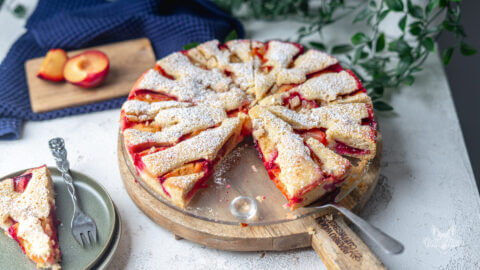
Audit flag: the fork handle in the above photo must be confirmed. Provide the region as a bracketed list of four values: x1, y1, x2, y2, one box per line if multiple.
[49, 138, 81, 211]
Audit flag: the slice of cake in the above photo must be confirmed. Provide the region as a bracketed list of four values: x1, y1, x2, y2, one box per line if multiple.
[0, 165, 61, 269]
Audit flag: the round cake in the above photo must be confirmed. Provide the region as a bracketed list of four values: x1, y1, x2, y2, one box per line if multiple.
[120, 39, 377, 210]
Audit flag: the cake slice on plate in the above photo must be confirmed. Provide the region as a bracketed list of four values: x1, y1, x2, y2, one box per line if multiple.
[0, 165, 61, 269]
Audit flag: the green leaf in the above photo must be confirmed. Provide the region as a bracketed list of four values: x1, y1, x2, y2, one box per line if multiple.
[398, 15, 407, 32]
[373, 71, 391, 83]
[422, 37, 435, 52]
[402, 75, 415, 85]
[376, 33, 386, 52]
[378, 9, 390, 21]
[353, 8, 371, 23]
[407, 0, 424, 19]
[309, 41, 326, 51]
[442, 47, 454, 65]
[331, 44, 354, 54]
[12, 4, 27, 18]
[460, 42, 477, 56]
[439, 0, 449, 7]
[351, 32, 369, 45]
[353, 47, 364, 63]
[396, 54, 413, 75]
[388, 39, 411, 54]
[373, 100, 394, 111]
[182, 42, 199, 50]
[426, 0, 439, 15]
[360, 60, 379, 73]
[224, 30, 238, 42]
[409, 20, 423, 27]
[455, 24, 467, 38]
[409, 25, 422, 36]
[442, 21, 456, 32]
[366, 40, 373, 49]
[385, 0, 404, 12]
[230, 0, 243, 10]
[373, 87, 384, 95]
[411, 67, 423, 73]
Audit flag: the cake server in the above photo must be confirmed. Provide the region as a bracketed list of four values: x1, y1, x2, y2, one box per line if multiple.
[305, 202, 404, 254]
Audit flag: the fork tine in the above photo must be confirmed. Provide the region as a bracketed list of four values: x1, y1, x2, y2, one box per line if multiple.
[90, 228, 98, 243]
[73, 231, 84, 247]
[83, 232, 91, 245]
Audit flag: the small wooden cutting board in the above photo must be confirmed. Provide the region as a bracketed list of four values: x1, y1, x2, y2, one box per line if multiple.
[25, 38, 156, 113]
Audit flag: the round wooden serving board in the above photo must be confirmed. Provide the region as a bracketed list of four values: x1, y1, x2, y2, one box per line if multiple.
[118, 133, 385, 270]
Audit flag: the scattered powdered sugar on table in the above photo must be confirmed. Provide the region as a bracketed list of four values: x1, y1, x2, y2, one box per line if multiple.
[359, 174, 393, 218]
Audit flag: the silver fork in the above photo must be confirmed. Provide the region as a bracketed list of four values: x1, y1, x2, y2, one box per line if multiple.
[49, 137, 97, 247]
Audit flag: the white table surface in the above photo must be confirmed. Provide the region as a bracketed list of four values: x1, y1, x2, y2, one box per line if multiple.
[1, 3, 479, 269]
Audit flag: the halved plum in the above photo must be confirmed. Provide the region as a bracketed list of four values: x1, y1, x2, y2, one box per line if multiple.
[37, 49, 68, 82]
[64, 50, 109, 88]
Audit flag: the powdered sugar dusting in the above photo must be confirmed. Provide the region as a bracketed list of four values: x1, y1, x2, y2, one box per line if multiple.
[142, 117, 241, 176]
[296, 71, 358, 101]
[125, 105, 227, 147]
[121, 39, 376, 208]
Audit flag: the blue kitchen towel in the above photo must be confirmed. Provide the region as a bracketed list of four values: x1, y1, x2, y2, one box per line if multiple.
[0, 0, 244, 139]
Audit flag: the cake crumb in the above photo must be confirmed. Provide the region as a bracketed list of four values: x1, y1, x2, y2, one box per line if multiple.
[285, 213, 297, 220]
[256, 195, 266, 202]
[251, 165, 258, 172]
[325, 214, 333, 221]
[307, 226, 315, 235]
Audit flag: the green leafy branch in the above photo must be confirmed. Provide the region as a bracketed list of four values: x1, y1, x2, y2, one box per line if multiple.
[214, 0, 476, 111]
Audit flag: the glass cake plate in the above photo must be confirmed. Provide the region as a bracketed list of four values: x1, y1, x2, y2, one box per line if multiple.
[121, 134, 369, 226]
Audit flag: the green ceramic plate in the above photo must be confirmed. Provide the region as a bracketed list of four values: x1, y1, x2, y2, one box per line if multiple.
[93, 205, 122, 270]
[0, 167, 116, 270]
